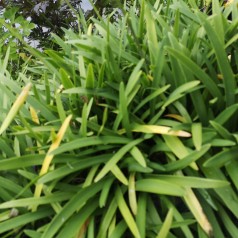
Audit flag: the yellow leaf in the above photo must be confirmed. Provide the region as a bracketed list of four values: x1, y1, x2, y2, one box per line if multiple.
[165, 114, 187, 123]
[224, 0, 234, 7]
[32, 115, 72, 211]
[132, 124, 191, 137]
[30, 106, 40, 124]
[0, 83, 31, 135]
[184, 188, 213, 236]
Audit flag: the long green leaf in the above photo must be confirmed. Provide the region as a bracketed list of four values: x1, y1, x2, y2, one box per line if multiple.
[199, 14, 236, 106]
[156, 208, 173, 238]
[0, 207, 54, 234]
[136, 179, 185, 196]
[115, 186, 141, 238]
[0, 192, 72, 209]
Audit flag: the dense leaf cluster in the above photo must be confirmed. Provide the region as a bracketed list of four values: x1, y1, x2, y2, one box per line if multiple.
[0, 0, 237, 237]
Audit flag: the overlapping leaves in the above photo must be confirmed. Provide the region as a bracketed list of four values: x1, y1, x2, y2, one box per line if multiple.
[0, 0, 237, 237]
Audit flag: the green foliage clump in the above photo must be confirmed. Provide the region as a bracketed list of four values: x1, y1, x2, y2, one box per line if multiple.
[0, 0, 238, 237]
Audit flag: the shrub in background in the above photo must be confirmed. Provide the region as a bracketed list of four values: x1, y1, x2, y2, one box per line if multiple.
[0, 0, 238, 237]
